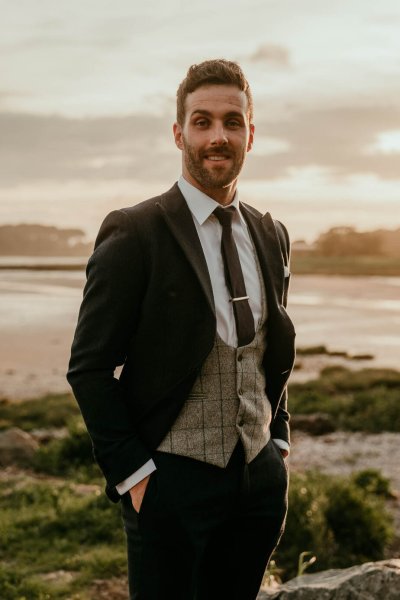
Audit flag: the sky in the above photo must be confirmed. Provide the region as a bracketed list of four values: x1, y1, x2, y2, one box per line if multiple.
[1, 0, 399, 242]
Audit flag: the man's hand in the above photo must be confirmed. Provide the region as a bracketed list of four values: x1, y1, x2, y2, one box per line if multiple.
[280, 448, 289, 459]
[129, 474, 151, 513]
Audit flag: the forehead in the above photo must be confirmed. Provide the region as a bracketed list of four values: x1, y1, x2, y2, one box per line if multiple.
[185, 84, 249, 118]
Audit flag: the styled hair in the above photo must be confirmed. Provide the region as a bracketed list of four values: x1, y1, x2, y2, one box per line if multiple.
[176, 59, 253, 125]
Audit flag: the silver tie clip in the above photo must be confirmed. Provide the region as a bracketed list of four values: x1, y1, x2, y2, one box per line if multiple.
[230, 296, 250, 302]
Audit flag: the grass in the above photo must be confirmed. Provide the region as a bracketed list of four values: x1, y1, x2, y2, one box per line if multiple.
[296, 345, 374, 360]
[0, 393, 79, 431]
[0, 467, 393, 597]
[289, 366, 400, 432]
[33, 418, 102, 482]
[0, 478, 126, 599]
[0, 367, 399, 596]
[291, 254, 400, 276]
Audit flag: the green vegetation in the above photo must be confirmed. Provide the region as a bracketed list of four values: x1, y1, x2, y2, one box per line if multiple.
[296, 345, 373, 360]
[34, 418, 101, 482]
[1, 464, 393, 596]
[276, 470, 393, 580]
[0, 370, 398, 596]
[292, 225, 400, 275]
[289, 366, 400, 432]
[313, 226, 400, 258]
[0, 394, 79, 431]
[291, 255, 400, 276]
[0, 479, 126, 599]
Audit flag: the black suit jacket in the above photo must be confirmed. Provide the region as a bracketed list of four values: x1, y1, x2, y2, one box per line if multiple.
[67, 183, 296, 501]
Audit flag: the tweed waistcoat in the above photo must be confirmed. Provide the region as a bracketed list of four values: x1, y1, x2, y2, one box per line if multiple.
[157, 251, 271, 468]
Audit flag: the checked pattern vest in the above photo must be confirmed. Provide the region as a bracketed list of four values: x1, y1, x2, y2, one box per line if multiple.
[157, 249, 272, 467]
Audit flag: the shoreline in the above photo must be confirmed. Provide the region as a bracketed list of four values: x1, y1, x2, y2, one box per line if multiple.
[2, 255, 400, 276]
[1, 269, 399, 401]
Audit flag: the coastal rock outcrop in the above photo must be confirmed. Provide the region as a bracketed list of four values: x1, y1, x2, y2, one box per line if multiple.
[258, 559, 400, 599]
[0, 427, 39, 466]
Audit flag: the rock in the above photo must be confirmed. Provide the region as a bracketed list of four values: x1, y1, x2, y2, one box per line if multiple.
[40, 570, 77, 585]
[90, 577, 129, 599]
[30, 427, 68, 444]
[0, 427, 39, 466]
[258, 559, 400, 599]
[290, 413, 335, 436]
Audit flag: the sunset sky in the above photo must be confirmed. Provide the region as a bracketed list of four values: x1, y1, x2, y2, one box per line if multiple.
[1, 0, 399, 242]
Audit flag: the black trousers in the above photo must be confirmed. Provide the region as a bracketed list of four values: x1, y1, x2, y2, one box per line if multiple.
[120, 438, 288, 600]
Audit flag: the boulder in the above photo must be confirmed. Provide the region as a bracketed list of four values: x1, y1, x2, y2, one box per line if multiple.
[290, 413, 335, 436]
[0, 427, 39, 466]
[259, 559, 400, 599]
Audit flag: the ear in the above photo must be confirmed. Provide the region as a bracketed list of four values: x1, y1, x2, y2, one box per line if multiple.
[173, 122, 183, 150]
[247, 124, 255, 152]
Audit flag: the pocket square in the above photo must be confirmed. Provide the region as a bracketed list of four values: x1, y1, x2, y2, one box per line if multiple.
[284, 265, 290, 278]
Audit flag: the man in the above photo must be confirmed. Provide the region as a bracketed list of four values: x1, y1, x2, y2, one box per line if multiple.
[67, 59, 296, 600]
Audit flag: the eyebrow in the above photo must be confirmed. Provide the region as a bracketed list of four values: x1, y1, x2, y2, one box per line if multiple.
[190, 109, 245, 119]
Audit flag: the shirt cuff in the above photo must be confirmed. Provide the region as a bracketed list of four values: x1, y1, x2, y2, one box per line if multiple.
[272, 438, 290, 454]
[115, 459, 157, 495]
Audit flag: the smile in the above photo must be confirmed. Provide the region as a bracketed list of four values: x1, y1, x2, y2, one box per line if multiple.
[205, 155, 230, 161]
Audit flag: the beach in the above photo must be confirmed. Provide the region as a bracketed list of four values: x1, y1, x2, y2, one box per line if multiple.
[1, 266, 399, 400]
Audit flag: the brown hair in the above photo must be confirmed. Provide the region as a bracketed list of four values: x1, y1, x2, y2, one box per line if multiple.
[176, 59, 253, 125]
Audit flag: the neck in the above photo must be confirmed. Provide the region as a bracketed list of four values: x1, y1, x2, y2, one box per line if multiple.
[183, 174, 237, 206]
[208, 184, 237, 206]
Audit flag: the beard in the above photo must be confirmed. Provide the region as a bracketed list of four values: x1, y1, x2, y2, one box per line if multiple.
[182, 136, 246, 190]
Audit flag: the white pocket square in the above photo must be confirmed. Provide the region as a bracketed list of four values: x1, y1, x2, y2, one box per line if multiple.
[284, 266, 290, 278]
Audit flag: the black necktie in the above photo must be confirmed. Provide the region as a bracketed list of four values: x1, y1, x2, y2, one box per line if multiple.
[213, 206, 255, 347]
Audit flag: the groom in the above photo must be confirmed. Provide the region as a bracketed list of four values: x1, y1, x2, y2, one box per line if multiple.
[67, 58, 296, 599]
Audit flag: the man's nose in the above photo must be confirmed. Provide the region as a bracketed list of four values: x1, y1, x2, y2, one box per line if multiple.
[210, 124, 228, 145]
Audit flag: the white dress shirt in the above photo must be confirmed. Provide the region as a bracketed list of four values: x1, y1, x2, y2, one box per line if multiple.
[116, 176, 289, 495]
[179, 176, 263, 347]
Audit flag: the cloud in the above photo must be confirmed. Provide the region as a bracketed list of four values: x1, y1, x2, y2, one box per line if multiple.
[1, 102, 400, 189]
[0, 111, 179, 186]
[247, 105, 400, 180]
[248, 44, 291, 67]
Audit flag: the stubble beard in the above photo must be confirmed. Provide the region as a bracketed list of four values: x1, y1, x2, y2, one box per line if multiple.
[182, 137, 246, 191]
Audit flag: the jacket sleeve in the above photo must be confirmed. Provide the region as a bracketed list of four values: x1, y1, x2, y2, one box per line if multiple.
[270, 219, 293, 445]
[275, 219, 291, 308]
[67, 209, 152, 501]
[270, 387, 290, 444]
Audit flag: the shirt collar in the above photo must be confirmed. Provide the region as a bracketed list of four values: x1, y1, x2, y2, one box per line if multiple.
[178, 175, 240, 226]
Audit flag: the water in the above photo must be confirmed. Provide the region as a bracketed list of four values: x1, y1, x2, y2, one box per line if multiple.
[0, 264, 399, 398]
[289, 275, 400, 369]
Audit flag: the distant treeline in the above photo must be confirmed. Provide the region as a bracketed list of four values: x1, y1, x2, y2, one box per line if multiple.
[0, 224, 93, 256]
[1, 223, 399, 260]
[295, 226, 400, 257]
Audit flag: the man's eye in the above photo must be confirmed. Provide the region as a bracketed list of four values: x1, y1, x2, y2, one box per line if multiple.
[226, 120, 241, 128]
[195, 119, 208, 127]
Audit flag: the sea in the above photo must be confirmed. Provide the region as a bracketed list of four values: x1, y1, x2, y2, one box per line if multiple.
[0, 257, 399, 398]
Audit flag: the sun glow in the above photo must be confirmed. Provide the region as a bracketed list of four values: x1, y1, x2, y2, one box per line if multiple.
[367, 130, 400, 154]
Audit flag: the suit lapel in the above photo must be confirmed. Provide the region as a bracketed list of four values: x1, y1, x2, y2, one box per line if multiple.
[157, 183, 215, 314]
[240, 202, 284, 307]
[156, 184, 285, 315]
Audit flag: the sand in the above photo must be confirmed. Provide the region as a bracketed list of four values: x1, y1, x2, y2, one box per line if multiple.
[1, 269, 399, 400]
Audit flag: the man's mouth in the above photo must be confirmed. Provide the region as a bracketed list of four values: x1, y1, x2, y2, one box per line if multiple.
[207, 155, 228, 161]
[203, 152, 231, 162]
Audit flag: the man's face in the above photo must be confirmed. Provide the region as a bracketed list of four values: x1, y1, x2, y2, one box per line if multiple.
[173, 84, 254, 197]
